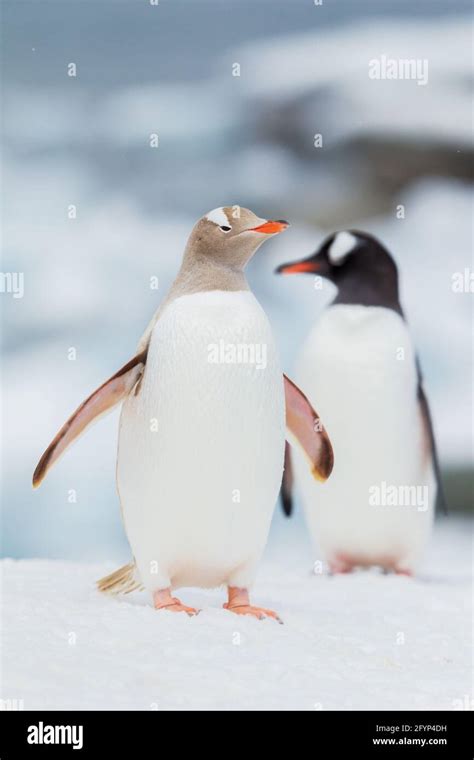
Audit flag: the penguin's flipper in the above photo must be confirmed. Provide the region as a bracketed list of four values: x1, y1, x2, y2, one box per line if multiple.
[417, 372, 447, 514]
[32, 350, 147, 488]
[280, 442, 294, 516]
[283, 374, 334, 482]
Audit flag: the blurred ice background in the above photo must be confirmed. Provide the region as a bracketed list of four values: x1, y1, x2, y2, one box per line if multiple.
[1, 0, 472, 560]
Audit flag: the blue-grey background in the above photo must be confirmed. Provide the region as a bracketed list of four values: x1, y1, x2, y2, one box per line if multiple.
[2, 0, 472, 560]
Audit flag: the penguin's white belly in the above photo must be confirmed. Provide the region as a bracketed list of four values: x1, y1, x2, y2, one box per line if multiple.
[117, 291, 285, 591]
[294, 305, 435, 570]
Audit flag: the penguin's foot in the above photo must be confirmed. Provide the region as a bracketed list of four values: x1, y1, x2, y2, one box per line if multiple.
[153, 588, 200, 616]
[329, 552, 415, 576]
[328, 558, 353, 575]
[223, 587, 283, 624]
[394, 567, 413, 577]
[224, 603, 282, 622]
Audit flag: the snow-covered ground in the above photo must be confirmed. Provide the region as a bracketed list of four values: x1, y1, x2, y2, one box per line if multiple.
[1, 516, 471, 711]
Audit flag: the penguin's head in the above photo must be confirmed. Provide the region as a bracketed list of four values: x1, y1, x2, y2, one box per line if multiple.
[186, 207, 289, 269]
[276, 230, 400, 307]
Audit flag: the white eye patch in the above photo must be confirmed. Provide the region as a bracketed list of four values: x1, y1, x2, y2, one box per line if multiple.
[206, 207, 230, 228]
[328, 231, 358, 265]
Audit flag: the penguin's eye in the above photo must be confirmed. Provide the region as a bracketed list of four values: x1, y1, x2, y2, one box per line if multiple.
[219, 225, 232, 233]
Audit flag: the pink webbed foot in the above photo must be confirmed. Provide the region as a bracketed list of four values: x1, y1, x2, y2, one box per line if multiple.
[153, 588, 200, 616]
[328, 558, 354, 575]
[223, 587, 283, 624]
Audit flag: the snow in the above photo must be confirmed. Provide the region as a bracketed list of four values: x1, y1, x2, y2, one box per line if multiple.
[1, 517, 471, 711]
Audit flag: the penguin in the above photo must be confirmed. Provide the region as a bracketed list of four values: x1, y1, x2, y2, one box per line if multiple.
[276, 230, 444, 575]
[33, 207, 333, 620]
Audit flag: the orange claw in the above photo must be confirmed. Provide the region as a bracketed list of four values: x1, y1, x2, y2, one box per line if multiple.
[153, 588, 200, 616]
[223, 587, 283, 624]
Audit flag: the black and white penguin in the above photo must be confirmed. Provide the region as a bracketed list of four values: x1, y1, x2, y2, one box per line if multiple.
[276, 230, 444, 575]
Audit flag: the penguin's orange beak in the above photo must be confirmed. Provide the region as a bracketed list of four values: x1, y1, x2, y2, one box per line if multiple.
[249, 220, 289, 235]
[276, 259, 319, 274]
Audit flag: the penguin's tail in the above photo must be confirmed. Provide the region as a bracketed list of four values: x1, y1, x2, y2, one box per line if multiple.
[96, 562, 144, 596]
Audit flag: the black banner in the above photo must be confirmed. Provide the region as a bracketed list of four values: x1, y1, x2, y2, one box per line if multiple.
[0, 710, 471, 757]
